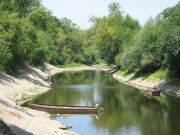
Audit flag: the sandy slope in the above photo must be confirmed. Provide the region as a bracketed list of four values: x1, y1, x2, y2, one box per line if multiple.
[0, 64, 78, 135]
[113, 73, 180, 97]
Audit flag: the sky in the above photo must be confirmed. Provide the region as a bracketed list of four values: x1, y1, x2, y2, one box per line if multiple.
[42, 0, 179, 29]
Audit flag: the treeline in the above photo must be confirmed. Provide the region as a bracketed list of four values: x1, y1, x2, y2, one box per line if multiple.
[88, 3, 140, 65]
[0, 0, 90, 73]
[119, 2, 180, 77]
[0, 1, 179, 77]
[87, 2, 180, 77]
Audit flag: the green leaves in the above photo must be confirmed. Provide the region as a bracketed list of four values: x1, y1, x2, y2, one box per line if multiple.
[27, 7, 50, 30]
[90, 3, 140, 65]
[120, 2, 180, 76]
[108, 2, 122, 16]
[0, 0, 179, 77]
[0, 0, 40, 16]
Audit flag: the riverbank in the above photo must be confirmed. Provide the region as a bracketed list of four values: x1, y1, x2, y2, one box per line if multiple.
[113, 71, 180, 97]
[0, 63, 110, 135]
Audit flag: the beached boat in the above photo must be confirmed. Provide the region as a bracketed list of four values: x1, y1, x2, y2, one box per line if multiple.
[29, 103, 99, 114]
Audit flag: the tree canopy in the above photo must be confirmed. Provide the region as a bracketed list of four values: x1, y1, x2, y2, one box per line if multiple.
[0, 1, 179, 77]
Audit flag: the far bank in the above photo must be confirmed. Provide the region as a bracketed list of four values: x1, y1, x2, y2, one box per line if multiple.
[113, 70, 180, 98]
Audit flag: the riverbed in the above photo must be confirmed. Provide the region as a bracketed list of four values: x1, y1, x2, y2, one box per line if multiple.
[28, 71, 180, 135]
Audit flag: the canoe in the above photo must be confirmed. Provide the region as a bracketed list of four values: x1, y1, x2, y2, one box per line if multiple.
[29, 103, 99, 114]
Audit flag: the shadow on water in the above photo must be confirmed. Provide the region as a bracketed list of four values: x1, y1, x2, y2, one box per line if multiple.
[27, 71, 180, 135]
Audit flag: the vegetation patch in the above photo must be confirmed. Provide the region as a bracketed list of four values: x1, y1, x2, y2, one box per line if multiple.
[117, 69, 171, 82]
[116, 70, 134, 77]
[146, 69, 170, 81]
[58, 63, 87, 68]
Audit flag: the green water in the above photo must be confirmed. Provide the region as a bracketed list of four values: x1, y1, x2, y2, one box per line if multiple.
[30, 71, 180, 135]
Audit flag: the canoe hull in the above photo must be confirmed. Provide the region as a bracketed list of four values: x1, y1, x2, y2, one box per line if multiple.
[29, 103, 98, 114]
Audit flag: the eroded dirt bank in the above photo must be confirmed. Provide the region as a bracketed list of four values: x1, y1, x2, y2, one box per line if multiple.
[0, 64, 78, 135]
[113, 73, 180, 97]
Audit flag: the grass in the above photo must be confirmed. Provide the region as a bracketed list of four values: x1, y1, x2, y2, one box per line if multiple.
[58, 63, 87, 68]
[146, 69, 169, 81]
[116, 70, 135, 77]
[116, 68, 170, 82]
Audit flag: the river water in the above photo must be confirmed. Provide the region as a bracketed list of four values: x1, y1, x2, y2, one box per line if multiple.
[30, 71, 180, 135]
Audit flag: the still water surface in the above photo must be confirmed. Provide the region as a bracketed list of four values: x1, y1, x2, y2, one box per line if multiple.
[30, 71, 180, 135]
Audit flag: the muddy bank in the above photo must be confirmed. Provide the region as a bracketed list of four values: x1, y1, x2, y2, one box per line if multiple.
[0, 63, 110, 135]
[113, 72, 180, 97]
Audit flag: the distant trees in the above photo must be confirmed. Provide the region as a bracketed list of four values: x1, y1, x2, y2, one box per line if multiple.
[160, 3, 180, 76]
[0, 0, 179, 77]
[117, 2, 180, 76]
[89, 2, 140, 65]
[0, 0, 40, 16]
[0, 12, 34, 72]
[0, 0, 91, 73]
[90, 17, 120, 65]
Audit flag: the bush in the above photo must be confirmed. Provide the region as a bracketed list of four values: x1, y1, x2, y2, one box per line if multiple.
[121, 46, 142, 71]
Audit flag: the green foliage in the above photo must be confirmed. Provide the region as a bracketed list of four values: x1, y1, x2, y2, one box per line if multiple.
[146, 69, 170, 81]
[120, 18, 164, 72]
[139, 18, 163, 71]
[58, 63, 87, 68]
[90, 4, 140, 65]
[0, 12, 32, 71]
[121, 46, 142, 71]
[32, 31, 52, 65]
[0, 0, 179, 78]
[0, 44, 12, 71]
[0, 0, 40, 16]
[0, 1, 93, 73]
[108, 2, 121, 16]
[96, 22, 120, 65]
[119, 2, 180, 77]
[116, 31, 142, 68]
[27, 7, 50, 30]
[160, 9, 180, 76]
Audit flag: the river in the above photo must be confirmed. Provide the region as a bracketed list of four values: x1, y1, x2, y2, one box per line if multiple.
[29, 71, 180, 135]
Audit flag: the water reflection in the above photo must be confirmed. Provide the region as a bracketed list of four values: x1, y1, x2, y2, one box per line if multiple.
[31, 71, 180, 135]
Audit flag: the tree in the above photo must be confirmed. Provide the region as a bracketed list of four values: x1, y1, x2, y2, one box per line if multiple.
[32, 30, 52, 65]
[15, 0, 41, 17]
[90, 17, 120, 65]
[0, 0, 40, 16]
[0, 38, 12, 71]
[118, 31, 142, 70]
[90, 2, 140, 65]
[27, 7, 51, 30]
[139, 18, 164, 72]
[108, 2, 122, 16]
[160, 2, 180, 76]
[0, 12, 35, 72]
[118, 2, 180, 77]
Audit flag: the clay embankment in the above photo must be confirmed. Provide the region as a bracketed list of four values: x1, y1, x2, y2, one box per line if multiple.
[113, 73, 180, 97]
